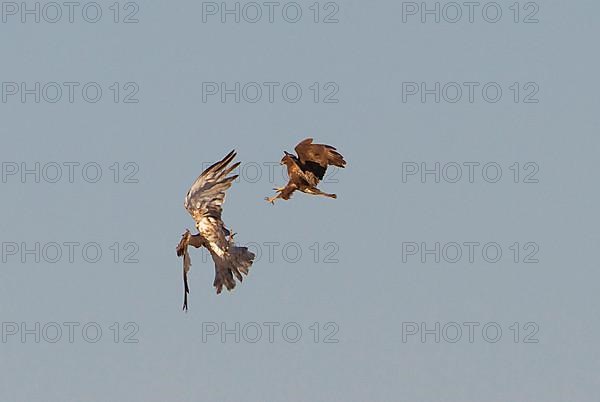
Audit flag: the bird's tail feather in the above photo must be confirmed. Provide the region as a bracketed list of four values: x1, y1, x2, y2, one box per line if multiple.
[214, 245, 255, 294]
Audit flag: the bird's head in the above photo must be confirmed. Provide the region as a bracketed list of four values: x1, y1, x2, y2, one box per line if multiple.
[281, 151, 293, 166]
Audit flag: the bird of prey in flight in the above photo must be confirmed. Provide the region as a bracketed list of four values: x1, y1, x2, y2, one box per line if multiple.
[176, 151, 255, 310]
[266, 138, 346, 204]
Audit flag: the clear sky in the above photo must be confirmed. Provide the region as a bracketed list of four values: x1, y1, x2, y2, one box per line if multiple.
[1, 1, 599, 401]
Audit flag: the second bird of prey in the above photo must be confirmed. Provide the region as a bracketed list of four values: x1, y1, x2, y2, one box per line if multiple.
[176, 138, 347, 310]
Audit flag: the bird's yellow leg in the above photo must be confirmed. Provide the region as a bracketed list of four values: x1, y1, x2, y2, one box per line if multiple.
[265, 195, 279, 204]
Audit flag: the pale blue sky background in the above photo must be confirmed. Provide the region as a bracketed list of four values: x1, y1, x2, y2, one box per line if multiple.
[1, 1, 599, 401]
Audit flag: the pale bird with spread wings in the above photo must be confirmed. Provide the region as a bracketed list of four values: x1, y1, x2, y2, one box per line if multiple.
[266, 138, 347, 204]
[176, 151, 255, 311]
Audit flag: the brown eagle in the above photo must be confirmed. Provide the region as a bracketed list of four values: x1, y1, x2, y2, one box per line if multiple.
[266, 138, 346, 204]
[176, 151, 255, 311]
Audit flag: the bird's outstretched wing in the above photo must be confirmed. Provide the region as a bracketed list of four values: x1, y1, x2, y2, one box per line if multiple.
[184, 150, 240, 223]
[294, 138, 346, 184]
[184, 150, 240, 254]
